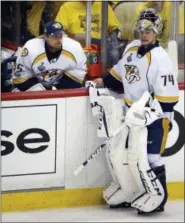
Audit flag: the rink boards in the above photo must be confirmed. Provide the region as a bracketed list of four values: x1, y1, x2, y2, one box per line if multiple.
[1, 86, 184, 212]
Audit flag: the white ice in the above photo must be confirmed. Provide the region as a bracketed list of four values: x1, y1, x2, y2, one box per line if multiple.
[2, 200, 184, 222]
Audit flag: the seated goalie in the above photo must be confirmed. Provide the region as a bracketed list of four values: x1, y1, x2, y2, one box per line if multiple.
[91, 8, 179, 214]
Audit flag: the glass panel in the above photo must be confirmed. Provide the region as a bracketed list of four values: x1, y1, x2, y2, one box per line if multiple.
[1, 1, 15, 43]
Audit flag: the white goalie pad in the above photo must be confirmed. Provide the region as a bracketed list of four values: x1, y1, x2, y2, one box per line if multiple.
[86, 83, 125, 138]
[103, 181, 130, 205]
[97, 95, 125, 138]
[128, 127, 165, 212]
[103, 123, 139, 205]
[127, 127, 147, 195]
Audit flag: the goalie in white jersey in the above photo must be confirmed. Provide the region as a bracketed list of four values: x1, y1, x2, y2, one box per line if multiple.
[12, 21, 87, 91]
[93, 9, 179, 214]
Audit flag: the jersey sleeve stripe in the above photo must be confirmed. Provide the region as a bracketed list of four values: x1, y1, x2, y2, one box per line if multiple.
[32, 53, 47, 67]
[160, 118, 170, 154]
[155, 95, 179, 102]
[12, 77, 30, 84]
[146, 52, 151, 65]
[65, 71, 83, 84]
[61, 50, 77, 64]
[110, 68, 122, 82]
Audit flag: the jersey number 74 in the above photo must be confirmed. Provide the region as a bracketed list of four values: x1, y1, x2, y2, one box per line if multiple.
[161, 75, 175, 86]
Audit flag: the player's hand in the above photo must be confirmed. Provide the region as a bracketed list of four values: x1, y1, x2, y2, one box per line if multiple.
[85, 80, 97, 90]
[92, 102, 104, 121]
[125, 99, 163, 128]
[93, 78, 104, 88]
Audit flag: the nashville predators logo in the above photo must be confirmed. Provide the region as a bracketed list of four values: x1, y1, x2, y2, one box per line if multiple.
[39, 69, 63, 84]
[124, 65, 140, 84]
[21, 48, 28, 57]
[52, 23, 62, 29]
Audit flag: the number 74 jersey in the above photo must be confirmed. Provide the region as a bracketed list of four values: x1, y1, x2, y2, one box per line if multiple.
[110, 40, 179, 110]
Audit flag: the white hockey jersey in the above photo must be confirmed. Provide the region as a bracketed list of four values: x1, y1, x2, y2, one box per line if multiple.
[12, 36, 87, 86]
[110, 40, 179, 110]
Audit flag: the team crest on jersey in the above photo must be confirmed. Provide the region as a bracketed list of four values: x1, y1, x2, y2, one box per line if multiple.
[39, 69, 63, 84]
[124, 65, 140, 84]
[21, 48, 28, 57]
[38, 62, 46, 72]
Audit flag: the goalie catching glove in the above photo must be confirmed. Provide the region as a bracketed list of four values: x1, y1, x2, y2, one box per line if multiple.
[125, 91, 163, 128]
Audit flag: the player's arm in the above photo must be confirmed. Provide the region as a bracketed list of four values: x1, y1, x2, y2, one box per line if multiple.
[94, 59, 123, 93]
[12, 46, 45, 91]
[62, 42, 87, 88]
[152, 55, 179, 112]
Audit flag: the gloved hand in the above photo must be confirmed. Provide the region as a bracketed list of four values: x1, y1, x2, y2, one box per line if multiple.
[86, 80, 110, 137]
[85, 80, 105, 125]
[85, 80, 97, 90]
[91, 101, 104, 121]
[125, 93, 163, 128]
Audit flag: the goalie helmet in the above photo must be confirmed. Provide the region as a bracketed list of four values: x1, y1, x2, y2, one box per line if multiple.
[136, 8, 163, 35]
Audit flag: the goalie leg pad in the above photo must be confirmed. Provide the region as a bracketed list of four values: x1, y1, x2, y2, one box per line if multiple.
[131, 165, 168, 213]
[131, 168, 165, 213]
[128, 127, 167, 213]
[103, 181, 131, 206]
[127, 127, 147, 195]
[103, 123, 139, 205]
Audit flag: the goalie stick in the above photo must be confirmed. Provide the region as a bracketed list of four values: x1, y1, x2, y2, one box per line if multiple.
[73, 122, 125, 176]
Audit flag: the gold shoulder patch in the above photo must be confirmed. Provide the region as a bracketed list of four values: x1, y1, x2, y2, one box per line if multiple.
[21, 48, 28, 57]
